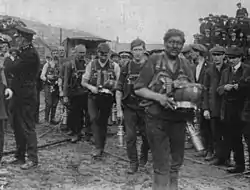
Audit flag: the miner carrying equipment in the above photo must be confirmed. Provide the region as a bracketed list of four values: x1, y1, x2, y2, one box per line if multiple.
[116, 38, 149, 174]
[82, 43, 120, 158]
[134, 29, 195, 190]
[63, 44, 90, 143]
[4, 25, 40, 170]
[40, 48, 60, 125]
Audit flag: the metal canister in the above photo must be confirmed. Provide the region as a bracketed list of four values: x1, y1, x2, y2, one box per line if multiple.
[62, 106, 68, 125]
[187, 122, 205, 151]
[117, 124, 125, 147]
[112, 104, 117, 124]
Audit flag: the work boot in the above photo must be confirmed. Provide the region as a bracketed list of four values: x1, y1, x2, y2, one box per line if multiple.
[204, 151, 214, 161]
[127, 162, 138, 174]
[20, 160, 38, 170]
[71, 135, 81, 143]
[227, 166, 245, 174]
[92, 149, 103, 159]
[66, 131, 75, 136]
[195, 150, 206, 157]
[170, 171, 179, 190]
[6, 158, 25, 165]
[152, 173, 169, 190]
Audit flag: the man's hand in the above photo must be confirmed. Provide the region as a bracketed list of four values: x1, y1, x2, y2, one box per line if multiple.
[90, 86, 98, 94]
[203, 110, 210, 120]
[63, 96, 68, 104]
[156, 94, 176, 110]
[224, 84, 234, 91]
[5, 88, 13, 100]
[233, 84, 239, 90]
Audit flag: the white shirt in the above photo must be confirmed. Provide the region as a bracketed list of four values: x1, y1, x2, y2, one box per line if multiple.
[196, 59, 204, 81]
[233, 62, 241, 73]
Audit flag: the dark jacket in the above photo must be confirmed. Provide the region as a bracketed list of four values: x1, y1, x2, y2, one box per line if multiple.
[203, 63, 228, 117]
[217, 63, 250, 121]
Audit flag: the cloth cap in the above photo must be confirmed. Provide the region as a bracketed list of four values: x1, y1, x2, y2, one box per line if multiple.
[97, 43, 110, 53]
[191, 44, 207, 53]
[226, 47, 243, 57]
[118, 51, 133, 57]
[75, 44, 86, 52]
[110, 52, 120, 58]
[130, 38, 145, 50]
[210, 46, 226, 54]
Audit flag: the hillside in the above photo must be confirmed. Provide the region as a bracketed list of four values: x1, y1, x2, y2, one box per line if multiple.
[0, 15, 108, 46]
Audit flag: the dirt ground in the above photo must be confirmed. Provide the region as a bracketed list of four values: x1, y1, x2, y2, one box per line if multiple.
[0, 93, 249, 190]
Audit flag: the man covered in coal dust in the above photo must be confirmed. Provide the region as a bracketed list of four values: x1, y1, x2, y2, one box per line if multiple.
[134, 29, 194, 190]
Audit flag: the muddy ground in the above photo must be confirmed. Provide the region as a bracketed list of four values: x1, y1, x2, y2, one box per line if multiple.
[0, 93, 249, 190]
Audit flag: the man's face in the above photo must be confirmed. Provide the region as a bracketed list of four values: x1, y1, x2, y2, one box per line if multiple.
[237, 4, 241, 9]
[0, 43, 9, 53]
[228, 56, 241, 67]
[164, 36, 184, 58]
[51, 50, 59, 59]
[98, 51, 109, 63]
[183, 52, 192, 60]
[212, 53, 225, 65]
[131, 45, 145, 61]
[76, 49, 86, 60]
[111, 55, 120, 63]
[59, 48, 65, 57]
[190, 49, 199, 61]
[120, 54, 131, 65]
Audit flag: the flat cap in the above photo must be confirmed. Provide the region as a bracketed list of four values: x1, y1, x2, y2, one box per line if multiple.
[15, 25, 36, 35]
[210, 46, 226, 54]
[119, 51, 133, 57]
[97, 43, 110, 53]
[150, 49, 164, 55]
[110, 52, 120, 57]
[226, 47, 243, 57]
[191, 44, 207, 53]
[181, 45, 192, 53]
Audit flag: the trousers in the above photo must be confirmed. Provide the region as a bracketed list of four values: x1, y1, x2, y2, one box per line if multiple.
[146, 115, 186, 190]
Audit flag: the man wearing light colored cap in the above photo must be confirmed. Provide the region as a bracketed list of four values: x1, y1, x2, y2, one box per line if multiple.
[191, 43, 212, 158]
[82, 43, 120, 158]
[63, 44, 90, 143]
[217, 46, 250, 173]
[203, 46, 229, 164]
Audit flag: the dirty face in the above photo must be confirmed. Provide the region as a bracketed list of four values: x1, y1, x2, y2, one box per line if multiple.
[164, 36, 184, 59]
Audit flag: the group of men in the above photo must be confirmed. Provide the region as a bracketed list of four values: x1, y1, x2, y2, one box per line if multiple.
[0, 18, 250, 190]
[181, 42, 250, 176]
[194, 2, 250, 56]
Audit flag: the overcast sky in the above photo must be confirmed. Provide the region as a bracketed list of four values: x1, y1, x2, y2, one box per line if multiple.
[0, 0, 249, 44]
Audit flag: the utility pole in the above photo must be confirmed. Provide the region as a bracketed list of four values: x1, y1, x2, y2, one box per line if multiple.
[59, 28, 62, 45]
